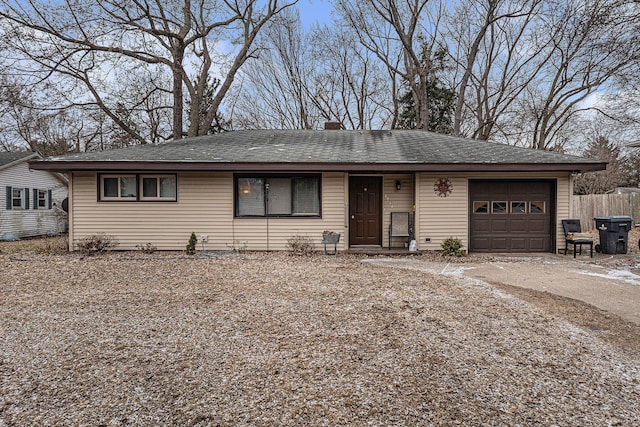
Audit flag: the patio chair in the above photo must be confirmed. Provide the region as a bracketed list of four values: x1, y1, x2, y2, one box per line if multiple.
[389, 212, 411, 250]
[561, 219, 593, 258]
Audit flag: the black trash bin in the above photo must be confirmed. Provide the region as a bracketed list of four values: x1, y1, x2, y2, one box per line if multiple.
[593, 216, 633, 254]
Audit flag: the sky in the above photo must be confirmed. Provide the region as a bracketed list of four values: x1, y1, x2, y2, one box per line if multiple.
[298, 0, 334, 28]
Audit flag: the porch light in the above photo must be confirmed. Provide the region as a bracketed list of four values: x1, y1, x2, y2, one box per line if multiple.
[395, 180, 401, 191]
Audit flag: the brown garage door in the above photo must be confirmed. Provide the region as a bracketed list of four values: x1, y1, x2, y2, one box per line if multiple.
[469, 180, 555, 253]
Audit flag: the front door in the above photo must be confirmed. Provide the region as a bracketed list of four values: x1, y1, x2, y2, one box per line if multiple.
[349, 176, 382, 246]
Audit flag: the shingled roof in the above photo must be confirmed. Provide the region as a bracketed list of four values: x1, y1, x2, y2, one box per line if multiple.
[29, 130, 606, 172]
[0, 152, 38, 170]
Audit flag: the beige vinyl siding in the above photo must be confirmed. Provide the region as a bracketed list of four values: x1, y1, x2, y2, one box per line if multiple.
[71, 172, 347, 251]
[382, 174, 414, 248]
[558, 173, 572, 252]
[1, 160, 67, 239]
[417, 172, 571, 252]
[417, 174, 469, 251]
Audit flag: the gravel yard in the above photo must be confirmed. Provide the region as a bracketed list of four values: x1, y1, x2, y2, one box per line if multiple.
[1, 243, 639, 426]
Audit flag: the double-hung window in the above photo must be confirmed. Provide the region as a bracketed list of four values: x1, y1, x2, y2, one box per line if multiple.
[12, 188, 24, 209]
[99, 174, 177, 201]
[236, 175, 320, 217]
[37, 190, 48, 208]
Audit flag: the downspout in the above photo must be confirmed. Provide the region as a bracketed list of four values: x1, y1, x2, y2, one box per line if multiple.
[68, 173, 74, 251]
[410, 173, 417, 250]
[265, 182, 270, 252]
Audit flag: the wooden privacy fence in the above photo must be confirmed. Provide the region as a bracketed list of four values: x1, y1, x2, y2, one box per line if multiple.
[572, 193, 640, 231]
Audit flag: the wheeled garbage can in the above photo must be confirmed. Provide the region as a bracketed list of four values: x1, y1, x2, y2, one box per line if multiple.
[593, 216, 633, 254]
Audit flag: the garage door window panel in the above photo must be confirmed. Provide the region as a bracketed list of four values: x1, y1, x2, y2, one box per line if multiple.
[492, 201, 507, 214]
[473, 201, 489, 213]
[511, 201, 527, 213]
[530, 201, 546, 213]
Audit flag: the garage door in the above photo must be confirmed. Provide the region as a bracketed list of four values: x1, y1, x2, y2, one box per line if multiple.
[469, 180, 554, 253]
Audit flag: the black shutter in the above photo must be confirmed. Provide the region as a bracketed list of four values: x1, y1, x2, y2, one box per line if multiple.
[48, 190, 53, 209]
[33, 189, 39, 210]
[24, 188, 29, 210]
[5, 186, 11, 210]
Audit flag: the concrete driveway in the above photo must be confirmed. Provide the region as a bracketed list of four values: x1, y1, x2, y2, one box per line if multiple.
[365, 254, 640, 325]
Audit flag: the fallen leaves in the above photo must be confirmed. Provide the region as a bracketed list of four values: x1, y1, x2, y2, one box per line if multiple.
[0, 250, 638, 426]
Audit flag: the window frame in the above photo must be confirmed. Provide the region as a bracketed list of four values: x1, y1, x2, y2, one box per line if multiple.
[491, 201, 508, 214]
[37, 189, 48, 209]
[139, 175, 178, 201]
[98, 174, 177, 202]
[530, 201, 546, 214]
[234, 174, 322, 218]
[472, 201, 489, 214]
[12, 187, 24, 209]
[510, 201, 527, 214]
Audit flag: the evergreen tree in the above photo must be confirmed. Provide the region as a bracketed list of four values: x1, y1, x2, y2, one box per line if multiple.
[396, 79, 455, 133]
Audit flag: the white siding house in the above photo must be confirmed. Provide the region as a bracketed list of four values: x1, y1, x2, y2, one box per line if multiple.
[1, 152, 68, 240]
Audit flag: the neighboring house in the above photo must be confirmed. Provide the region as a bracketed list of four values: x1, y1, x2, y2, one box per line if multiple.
[1, 152, 68, 240]
[30, 129, 606, 253]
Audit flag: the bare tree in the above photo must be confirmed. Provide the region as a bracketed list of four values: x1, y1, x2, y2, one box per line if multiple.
[232, 10, 391, 130]
[445, 0, 547, 140]
[0, 0, 297, 142]
[335, 0, 448, 130]
[523, 0, 640, 150]
[230, 10, 318, 129]
[573, 135, 625, 194]
[307, 24, 391, 129]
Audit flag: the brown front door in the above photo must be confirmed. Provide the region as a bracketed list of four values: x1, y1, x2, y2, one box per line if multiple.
[349, 176, 382, 246]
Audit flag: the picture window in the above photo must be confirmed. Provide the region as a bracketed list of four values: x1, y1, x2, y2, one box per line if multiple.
[236, 175, 320, 217]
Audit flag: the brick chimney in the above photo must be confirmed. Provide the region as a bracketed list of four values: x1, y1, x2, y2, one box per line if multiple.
[324, 121, 341, 130]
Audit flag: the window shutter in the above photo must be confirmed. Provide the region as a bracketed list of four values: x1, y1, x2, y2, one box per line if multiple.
[5, 186, 11, 210]
[48, 190, 53, 209]
[33, 189, 39, 210]
[24, 188, 29, 210]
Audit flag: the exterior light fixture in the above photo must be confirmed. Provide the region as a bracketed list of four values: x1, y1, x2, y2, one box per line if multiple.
[396, 180, 401, 191]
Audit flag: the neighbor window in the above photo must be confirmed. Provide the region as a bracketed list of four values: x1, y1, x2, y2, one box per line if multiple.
[37, 190, 48, 208]
[99, 174, 177, 201]
[31, 189, 52, 209]
[236, 175, 320, 217]
[140, 175, 177, 200]
[12, 188, 24, 208]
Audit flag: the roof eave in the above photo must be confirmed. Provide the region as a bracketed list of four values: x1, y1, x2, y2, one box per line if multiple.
[28, 160, 607, 173]
[1, 153, 40, 171]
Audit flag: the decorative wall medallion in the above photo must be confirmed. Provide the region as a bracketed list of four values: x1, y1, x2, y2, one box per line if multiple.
[434, 178, 453, 197]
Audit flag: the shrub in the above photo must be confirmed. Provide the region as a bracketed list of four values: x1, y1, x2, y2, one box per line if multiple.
[441, 237, 465, 257]
[135, 243, 157, 254]
[287, 234, 315, 256]
[226, 240, 248, 253]
[75, 233, 119, 255]
[36, 235, 69, 255]
[186, 232, 197, 255]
